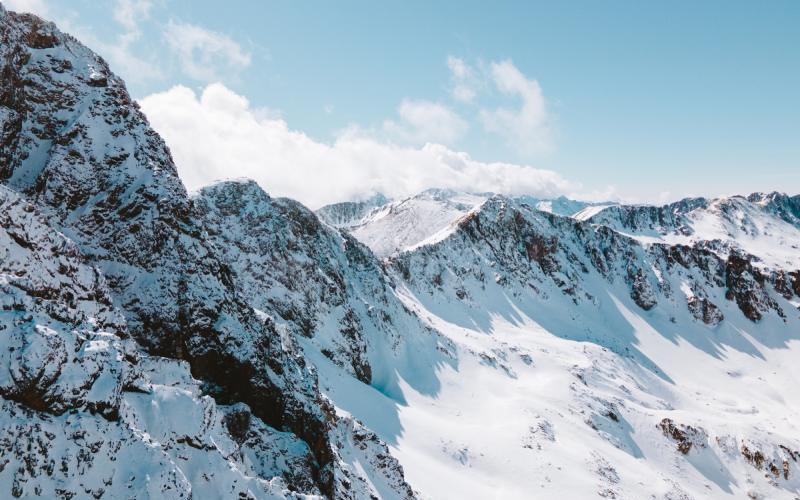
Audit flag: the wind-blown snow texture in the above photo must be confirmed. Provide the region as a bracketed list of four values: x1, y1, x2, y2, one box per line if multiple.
[2, 4, 800, 499]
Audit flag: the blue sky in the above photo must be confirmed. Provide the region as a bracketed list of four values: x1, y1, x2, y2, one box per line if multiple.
[7, 0, 800, 206]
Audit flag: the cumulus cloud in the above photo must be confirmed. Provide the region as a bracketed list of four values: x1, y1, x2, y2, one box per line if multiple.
[382, 99, 468, 146]
[480, 59, 553, 154]
[139, 83, 573, 208]
[164, 20, 251, 81]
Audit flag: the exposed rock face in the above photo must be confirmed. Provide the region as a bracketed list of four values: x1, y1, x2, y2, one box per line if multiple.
[0, 6, 415, 498]
[687, 296, 724, 325]
[587, 193, 800, 271]
[748, 191, 800, 227]
[586, 193, 800, 240]
[628, 267, 657, 310]
[192, 180, 437, 393]
[390, 196, 666, 317]
[739, 441, 800, 482]
[0, 186, 136, 420]
[386, 194, 798, 376]
[193, 181, 376, 383]
[774, 270, 800, 300]
[587, 197, 708, 236]
[658, 418, 707, 454]
[725, 253, 782, 321]
[404, 195, 795, 327]
[0, 185, 326, 499]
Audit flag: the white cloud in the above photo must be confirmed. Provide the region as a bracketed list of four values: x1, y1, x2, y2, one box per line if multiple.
[382, 99, 468, 146]
[447, 56, 478, 103]
[3, 0, 49, 16]
[480, 59, 553, 154]
[164, 20, 251, 81]
[139, 83, 574, 209]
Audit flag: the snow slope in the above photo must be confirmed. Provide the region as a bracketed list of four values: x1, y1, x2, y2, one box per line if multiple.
[517, 194, 612, 218]
[346, 189, 488, 258]
[370, 196, 800, 499]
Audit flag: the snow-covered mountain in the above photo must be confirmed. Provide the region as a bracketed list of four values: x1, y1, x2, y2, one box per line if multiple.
[328, 189, 488, 258]
[519, 194, 612, 218]
[586, 193, 800, 270]
[316, 193, 391, 229]
[2, 4, 800, 500]
[376, 195, 800, 498]
[0, 6, 414, 498]
[317, 190, 613, 259]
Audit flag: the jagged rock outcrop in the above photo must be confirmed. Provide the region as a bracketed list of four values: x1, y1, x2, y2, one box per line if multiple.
[0, 185, 326, 499]
[587, 193, 800, 271]
[0, 6, 416, 498]
[389, 196, 663, 315]
[658, 418, 708, 454]
[747, 191, 800, 227]
[192, 180, 439, 394]
[388, 195, 794, 341]
[774, 270, 800, 300]
[586, 197, 708, 235]
[725, 252, 783, 321]
[0, 186, 136, 420]
[687, 296, 724, 325]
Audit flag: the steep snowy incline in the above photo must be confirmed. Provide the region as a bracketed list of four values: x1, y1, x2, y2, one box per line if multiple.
[335, 195, 800, 499]
[587, 193, 800, 270]
[345, 189, 488, 258]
